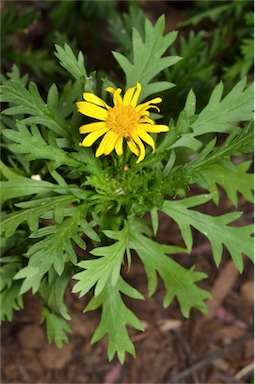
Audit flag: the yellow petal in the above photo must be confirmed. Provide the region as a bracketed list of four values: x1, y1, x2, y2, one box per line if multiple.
[130, 83, 142, 107]
[123, 85, 136, 106]
[115, 136, 123, 156]
[136, 128, 155, 152]
[76, 101, 108, 120]
[136, 103, 160, 115]
[96, 130, 118, 157]
[139, 116, 154, 124]
[79, 127, 109, 147]
[138, 123, 169, 133]
[83, 93, 110, 109]
[79, 121, 106, 134]
[105, 86, 116, 94]
[113, 88, 123, 106]
[131, 133, 146, 163]
[127, 137, 139, 156]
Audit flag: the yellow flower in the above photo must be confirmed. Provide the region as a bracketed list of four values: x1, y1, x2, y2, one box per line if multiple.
[76, 82, 169, 163]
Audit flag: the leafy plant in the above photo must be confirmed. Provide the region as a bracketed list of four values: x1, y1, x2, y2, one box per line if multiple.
[1, 2, 56, 80]
[0, 14, 253, 363]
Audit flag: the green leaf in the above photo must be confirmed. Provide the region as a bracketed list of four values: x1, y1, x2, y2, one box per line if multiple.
[73, 223, 131, 297]
[172, 79, 254, 150]
[14, 265, 43, 295]
[85, 277, 144, 363]
[0, 281, 23, 322]
[0, 258, 22, 290]
[0, 161, 68, 206]
[0, 195, 78, 238]
[198, 161, 254, 206]
[112, 15, 181, 101]
[190, 78, 254, 135]
[58, 80, 82, 118]
[184, 89, 197, 117]
[161, 195, 254, 271]
[179, 3, 235, 26]
[0, 80, 72, 139]
[3, 120, 81, 167]
[41, 306, 71, 348]
[27, 211, 87, 274]
[130, 231, 211, 317]
[189, 122, 254, 169]
[39, 266, 71, 320]
[14, 206, 99, 293]
[54, 43, 87, 84]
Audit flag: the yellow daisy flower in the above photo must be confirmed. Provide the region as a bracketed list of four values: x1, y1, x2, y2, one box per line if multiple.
[76, 82, 169, 163]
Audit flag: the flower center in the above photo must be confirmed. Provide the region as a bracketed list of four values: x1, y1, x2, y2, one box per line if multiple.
[106, 105, 140, 136]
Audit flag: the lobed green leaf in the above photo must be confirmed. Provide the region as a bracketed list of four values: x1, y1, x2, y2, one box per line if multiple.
[41, 306, 72, 348]
[112, 15, 181, 101]
[161, 195, 254, 271]
[54, 43, 87, 85]
[130, 231, 211, 317]
[85, 277, 144, 363]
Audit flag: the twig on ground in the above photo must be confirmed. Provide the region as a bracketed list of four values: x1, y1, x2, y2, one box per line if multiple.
[235, 361, 254, 381]
[169, 331, 253, 383]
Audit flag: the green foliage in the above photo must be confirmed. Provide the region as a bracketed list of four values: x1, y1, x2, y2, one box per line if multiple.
[108, 6, 146, 56]
[1, 3, 55, 79]
[165, 30, 217, 114]
[0, 81, 73, 139]
[161, 195, 254, 272]
[54, 44, 87, 86]
[196, 161, 254, 207]
[85, 277, 144, 363]
[41, 306, 72, 348]
[130, 228, 211, 316]
[0, 12, 253, 364]
[112, 15, 181, 101]
[164, 0, 254, 115]
[73, 224, 130, 297]
[189, 78, 253, 134]
[0, 256, 23, 322]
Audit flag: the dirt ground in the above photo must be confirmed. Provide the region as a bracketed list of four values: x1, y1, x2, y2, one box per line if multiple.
[1, 193, 254, 384]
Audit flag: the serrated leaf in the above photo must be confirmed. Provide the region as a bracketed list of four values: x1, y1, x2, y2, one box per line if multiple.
[85, 277, 144, 363]
[14, 206, 98, 292]
[191, 78, 254, 135]
[198, 161, 254, 205]
[190, 123, 254, 169]
[172, 79, 254, 150]
[39, 266, 71, 320]
[161, 195, 254, 271]
[130, 232, 210, 317]
[1, 195, 78, 237]
[27, 217, 82, 275]
[14, 265, 43, 294]
[0, 261, 22, 290]
[0, 281, 23, 322]
[0, 161, 68, 206]
[41, 306, 71, 348]
[54, 43, 87, 84]
[73, 223, 131, 297]
[0, 80, 72, 139]
[112, 15, 181, 101]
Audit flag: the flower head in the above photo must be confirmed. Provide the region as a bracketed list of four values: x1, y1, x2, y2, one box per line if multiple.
[76, 83, 169, 163]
